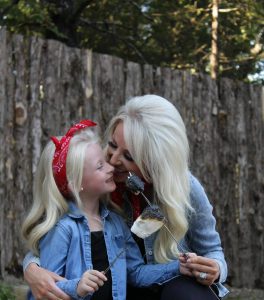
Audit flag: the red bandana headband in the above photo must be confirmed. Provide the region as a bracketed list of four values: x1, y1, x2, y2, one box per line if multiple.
[51, 120, 97, 198]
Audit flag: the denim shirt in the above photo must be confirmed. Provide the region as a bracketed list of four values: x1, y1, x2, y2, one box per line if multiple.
[26, 202, 180, 300]
[123, 174, 229, 298]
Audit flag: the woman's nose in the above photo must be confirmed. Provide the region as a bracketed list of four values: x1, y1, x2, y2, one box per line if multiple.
[108, 150, 122, 166]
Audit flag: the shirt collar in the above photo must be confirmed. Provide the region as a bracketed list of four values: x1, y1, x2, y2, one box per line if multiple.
[67, 201, 110, 219]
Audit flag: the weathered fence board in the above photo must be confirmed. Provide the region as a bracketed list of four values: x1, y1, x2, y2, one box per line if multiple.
[0, 28, 263, 289]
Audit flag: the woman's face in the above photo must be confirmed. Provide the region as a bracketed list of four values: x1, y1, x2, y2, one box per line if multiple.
[106, 122, 143, 183]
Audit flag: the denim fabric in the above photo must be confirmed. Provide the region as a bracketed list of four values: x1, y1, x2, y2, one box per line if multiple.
[123, 174, 229, 298]
[24, 174, 229, 299]
[26, 202, 179, 300]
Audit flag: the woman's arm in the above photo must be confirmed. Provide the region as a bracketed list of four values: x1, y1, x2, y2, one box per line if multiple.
[184, 175, 228, 285]
[24, 263, 70, 300]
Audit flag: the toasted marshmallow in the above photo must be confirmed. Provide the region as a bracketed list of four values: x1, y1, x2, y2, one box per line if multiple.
[131, 206, 165, 239]
[126, 173, 144, 195]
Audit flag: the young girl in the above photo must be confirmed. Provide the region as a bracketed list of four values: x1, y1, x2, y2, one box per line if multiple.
[22, 120, 180, 300]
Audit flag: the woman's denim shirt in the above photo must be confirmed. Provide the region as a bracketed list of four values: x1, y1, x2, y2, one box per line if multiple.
[123, 174, 229, 298]
[26, 202, 180, 300]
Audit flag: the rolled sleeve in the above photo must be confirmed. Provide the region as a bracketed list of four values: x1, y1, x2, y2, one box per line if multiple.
[23, 252, 40, 272]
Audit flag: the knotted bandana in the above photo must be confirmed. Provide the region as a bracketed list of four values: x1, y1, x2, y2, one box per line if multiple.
[51, 120, 97, 198]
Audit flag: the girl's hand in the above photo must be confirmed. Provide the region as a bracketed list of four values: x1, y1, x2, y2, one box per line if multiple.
[24, 263, 70, 300]
[184, 255, 220, 286]
[77, 270, 107, 297]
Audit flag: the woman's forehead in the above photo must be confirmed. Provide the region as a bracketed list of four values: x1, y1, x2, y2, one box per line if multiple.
[112, 122, 125, 144]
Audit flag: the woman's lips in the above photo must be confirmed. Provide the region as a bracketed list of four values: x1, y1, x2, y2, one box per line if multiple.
[113, 169, 128, 178]
[114, 168, 127, 174]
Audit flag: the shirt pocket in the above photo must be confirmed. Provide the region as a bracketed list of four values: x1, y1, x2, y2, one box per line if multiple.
[113, 234, 126, 258]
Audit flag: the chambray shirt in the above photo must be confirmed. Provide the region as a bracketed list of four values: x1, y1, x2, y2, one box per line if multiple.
[122, 174, 229, 298]
[26, 202, 180, 300]
[24, 174, 229, 299]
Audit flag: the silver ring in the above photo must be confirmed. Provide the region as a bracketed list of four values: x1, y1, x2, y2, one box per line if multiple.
[199, 272, 207, 280]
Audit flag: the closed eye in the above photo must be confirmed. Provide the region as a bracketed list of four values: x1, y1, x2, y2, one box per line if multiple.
[108, 141, 134, 162]
[108, 141, 117, 149]
[97, 161, 104, 169]
[124, 152, 134, 162]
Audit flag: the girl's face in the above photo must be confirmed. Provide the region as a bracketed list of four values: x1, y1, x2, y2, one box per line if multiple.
[81, 143, 116, 198]
[106, 122, 143, 183]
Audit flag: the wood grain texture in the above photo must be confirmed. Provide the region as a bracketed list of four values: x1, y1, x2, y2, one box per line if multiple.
[0, 29, 263, 289]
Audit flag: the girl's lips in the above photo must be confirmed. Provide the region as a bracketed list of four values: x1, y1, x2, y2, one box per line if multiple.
[106, 176, 114, 183]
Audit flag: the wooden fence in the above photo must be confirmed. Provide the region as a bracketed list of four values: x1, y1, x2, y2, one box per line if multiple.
[0, 28, 263, 289]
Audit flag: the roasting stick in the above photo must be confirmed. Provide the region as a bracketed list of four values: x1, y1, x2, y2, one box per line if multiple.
[126, 172, 188, 259]
[103, 238, 130, 275]
[126, 172, 221, 300]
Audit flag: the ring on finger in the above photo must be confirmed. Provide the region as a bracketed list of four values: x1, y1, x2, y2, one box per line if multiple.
[199, 272, 207, 280]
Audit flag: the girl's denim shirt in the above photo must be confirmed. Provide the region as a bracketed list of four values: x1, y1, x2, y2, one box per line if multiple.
[123, 174, 229, 298]
[25, 202, 180, 300]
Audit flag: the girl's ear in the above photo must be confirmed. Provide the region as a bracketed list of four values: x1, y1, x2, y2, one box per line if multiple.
[68, 181, 83, 193]
[67, 181, 73, 192]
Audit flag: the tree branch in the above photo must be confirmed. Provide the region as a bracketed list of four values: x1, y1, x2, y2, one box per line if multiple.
[0, 0, 20, 21]
[79, 17, 148, 64]
[70, 0, 94, 23]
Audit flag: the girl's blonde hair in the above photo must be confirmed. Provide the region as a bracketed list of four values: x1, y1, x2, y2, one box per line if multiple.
[106, 95, 193, 263]
[22, 128, 99, 254]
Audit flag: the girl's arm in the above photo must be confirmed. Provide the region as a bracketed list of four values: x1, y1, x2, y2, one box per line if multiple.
[115, 216, 180, 287]
[35, 223, 106, 299]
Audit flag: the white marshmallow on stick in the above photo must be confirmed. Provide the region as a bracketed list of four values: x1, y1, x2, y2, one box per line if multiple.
[131, 205, 165, 238]
[126, 172, 188, 259]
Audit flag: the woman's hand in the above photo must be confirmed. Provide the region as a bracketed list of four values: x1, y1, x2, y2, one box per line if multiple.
[24, 263, 71, 300]
[179, 254, 220, 286]
[179, 252, 197, 277]
[77, 270, 107, 297]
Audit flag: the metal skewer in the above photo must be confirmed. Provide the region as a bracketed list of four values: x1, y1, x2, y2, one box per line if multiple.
[126, 172, 221, 299]
[103, 240, 130, 274]
[126, 172, 188, 259]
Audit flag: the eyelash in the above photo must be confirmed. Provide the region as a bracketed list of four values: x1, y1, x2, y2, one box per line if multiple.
[124, 153, 134, 162]
[108, 141, 117, 149]
[108, 141, 134, 162]
[97, 162, 104, 169]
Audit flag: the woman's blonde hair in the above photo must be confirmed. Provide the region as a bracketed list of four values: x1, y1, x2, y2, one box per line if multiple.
[106, 95, 193, 263]
[22, 128, 99, 254]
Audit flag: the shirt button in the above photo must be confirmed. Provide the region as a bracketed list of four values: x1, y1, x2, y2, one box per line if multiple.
[148, 250, 153, 255]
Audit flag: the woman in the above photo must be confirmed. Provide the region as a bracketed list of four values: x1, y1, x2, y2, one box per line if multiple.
[24, 95, 229, 300]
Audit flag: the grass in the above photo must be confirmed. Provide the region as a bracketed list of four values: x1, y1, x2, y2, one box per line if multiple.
[0, 283, 15, 300]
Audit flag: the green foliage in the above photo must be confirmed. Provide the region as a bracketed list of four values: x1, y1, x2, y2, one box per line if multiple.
[0, 0, 263, 82]
[0, 283, 15, 300]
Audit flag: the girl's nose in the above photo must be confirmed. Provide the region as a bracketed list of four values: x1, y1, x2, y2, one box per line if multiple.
[106, 162, 114, 173]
